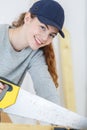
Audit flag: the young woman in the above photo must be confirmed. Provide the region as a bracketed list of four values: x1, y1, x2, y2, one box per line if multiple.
[0, 0, 65, 104]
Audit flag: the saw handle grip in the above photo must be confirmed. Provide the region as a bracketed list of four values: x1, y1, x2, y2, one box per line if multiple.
[0, 77, 20, 109]
[0, 83, 12, 101]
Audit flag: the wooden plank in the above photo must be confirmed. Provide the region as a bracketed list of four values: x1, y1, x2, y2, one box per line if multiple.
[58, 28, 76, 112]
[0, 124, 51, 130]
[0, 123, 70, 130]
[0, 111, 12, 123]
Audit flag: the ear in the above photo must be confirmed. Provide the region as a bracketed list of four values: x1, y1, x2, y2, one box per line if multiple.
[24, 12, 32, 23]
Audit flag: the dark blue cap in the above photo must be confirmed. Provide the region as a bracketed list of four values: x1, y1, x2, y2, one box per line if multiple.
[29, 0, 65, 38]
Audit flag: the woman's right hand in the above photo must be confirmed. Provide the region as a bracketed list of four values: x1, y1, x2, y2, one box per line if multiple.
[0, 82, 6, 94]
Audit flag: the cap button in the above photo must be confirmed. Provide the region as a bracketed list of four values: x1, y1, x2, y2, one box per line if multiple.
[34, 6, 38, 10]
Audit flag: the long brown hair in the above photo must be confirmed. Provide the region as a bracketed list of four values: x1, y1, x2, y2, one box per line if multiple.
[12, 12, 58, 88]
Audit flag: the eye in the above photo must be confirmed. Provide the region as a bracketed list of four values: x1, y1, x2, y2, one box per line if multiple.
[49, 34, 55, 38]
[40, 25, 46, 31]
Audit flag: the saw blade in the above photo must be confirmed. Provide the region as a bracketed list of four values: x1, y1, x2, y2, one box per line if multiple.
[3, 88, 87, 129]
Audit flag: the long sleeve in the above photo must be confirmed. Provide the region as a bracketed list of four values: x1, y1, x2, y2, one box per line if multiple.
[28, 49, 59, 104]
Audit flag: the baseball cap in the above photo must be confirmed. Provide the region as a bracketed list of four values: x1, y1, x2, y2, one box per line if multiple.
[29, 0, 65, 38]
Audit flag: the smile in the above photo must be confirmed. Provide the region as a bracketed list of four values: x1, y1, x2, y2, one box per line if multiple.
[34, 36, 42, 45]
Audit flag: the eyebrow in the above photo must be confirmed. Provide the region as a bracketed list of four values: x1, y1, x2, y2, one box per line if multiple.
[45, 24, 49, 29]
[45, 24, 58, 35]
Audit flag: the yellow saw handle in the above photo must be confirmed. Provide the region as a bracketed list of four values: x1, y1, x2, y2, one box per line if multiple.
[0, 77, 20, 109]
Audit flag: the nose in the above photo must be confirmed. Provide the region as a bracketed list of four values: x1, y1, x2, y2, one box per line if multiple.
[41, 33, 48, 42]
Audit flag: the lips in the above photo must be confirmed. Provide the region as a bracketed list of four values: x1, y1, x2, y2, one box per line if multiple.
[34, 36, 42, 45]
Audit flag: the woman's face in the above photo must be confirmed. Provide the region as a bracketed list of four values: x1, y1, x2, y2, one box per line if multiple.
[23, 13, 58, 50]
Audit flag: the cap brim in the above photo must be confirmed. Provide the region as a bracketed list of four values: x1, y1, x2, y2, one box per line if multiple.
[37, 15, 65, 38]
[59, 30, 65, 38]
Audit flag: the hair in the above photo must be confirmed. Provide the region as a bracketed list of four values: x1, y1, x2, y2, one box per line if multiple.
[12, 12, 58, 88]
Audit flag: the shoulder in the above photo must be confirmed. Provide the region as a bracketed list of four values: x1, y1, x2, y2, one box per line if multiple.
[0, 24, 8, 31]
[29, 48, 46, 66]
[31, 48, 44, 59]
[0, 24, 9, 41]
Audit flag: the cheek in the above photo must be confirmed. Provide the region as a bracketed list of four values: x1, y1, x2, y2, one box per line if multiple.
[46, 38, 53, 45]
[29, 28, 38, 37]
[25, 29, 34, 45]
[26, 26, 34, 39]
[27, 33, 34, 43]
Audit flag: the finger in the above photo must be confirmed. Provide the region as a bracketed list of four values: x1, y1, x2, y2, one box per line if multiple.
[0, 83, 5, 89]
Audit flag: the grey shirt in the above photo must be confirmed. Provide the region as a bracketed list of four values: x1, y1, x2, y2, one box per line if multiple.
[0, 24, 59, 104]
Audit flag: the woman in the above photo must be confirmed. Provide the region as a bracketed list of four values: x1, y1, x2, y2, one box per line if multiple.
[0, 0, 65, 104]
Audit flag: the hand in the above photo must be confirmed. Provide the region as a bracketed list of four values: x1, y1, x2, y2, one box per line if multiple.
[0, 82, 6, 93]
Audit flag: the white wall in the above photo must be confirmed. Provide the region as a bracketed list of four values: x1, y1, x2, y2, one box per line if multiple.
[0, 0, 31, 24]
[0, 0, 86, 117]
[55, 0, 86, 116]
[85, 0, 87, 116]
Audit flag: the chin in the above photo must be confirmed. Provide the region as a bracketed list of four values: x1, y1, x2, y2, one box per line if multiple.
[29, 42, 41, 50]
[30, 45, 39, 50]
[32, 48, 38, 50]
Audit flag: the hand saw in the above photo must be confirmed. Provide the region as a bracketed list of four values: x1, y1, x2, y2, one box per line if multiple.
[0, 77, 87, 129]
